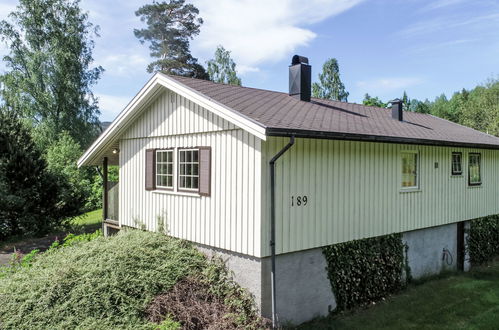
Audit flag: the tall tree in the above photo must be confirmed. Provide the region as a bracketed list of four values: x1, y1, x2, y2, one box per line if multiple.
[401, 91, 411, 111]
[135, 0, 208, 79]
[206, 46, 241, 86]
[362, 93, 388, 108]
[312, 58, 349, 102]
[0, 0, 103, 148]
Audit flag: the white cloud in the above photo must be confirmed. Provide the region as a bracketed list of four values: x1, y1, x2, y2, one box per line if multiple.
[192, 0, 364, 73]
[399, 13, 499, 37]
[95, 93, 131, 121]
[419, 0, 467, 11]
[98, 52, 149, 77]
[356, 77, 423, 92]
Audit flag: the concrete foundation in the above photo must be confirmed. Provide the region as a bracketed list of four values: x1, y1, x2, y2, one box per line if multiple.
[403, 222, 463, 279]
[197, 221, 469, 326]
[261, 248, 336, 325]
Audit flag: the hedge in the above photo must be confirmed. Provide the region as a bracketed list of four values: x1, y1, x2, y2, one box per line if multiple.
[322, 234, 406, 311]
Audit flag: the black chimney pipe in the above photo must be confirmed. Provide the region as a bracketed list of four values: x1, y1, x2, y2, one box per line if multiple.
[390, 99, 403, 121]
[289, 55, 311, 102]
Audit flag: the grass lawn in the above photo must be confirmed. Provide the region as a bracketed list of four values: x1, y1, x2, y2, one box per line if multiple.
[299, 260, 499, 330]
[72, 208, 102, 232]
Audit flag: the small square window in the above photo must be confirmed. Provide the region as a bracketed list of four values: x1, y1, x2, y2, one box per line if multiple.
[401, 151, 419, 189]
[156, 150, 174, 189]
[451, 152, 462, 175]
[468, 153, 482, 186]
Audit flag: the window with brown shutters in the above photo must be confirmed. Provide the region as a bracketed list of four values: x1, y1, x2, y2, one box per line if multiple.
[146, 146, 211, 196]
[198, 147, 211, 196]
[145, 149, 156, 190]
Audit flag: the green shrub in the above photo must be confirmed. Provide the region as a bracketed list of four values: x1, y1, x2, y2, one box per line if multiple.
[46, 132, 107, 213]
[322, 234, 405, 311]
[0, 111, 67, 239]
[468, 215, 499, 265]
[0, 230, 205, 329]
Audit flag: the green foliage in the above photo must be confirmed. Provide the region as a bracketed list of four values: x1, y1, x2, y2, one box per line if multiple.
[426, 79, 499, 136]
[312, 58, 349, 102]
[0, 112, 67, 239]
[152, 318, 181, 330]
[468, 215, 499, 265]
[135, 0, 208, 79]
[207, 45, 242, 86]
[362, 93, 388, 108]
[0, 0, 103, 148]
[48, 229, 102, 251]
[46, 132, 100, 213]
[0, 230, 205, 329]
[322, 234, 405, 311]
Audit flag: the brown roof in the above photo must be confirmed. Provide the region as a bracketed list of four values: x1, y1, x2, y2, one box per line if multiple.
[168, 74, 499, 149]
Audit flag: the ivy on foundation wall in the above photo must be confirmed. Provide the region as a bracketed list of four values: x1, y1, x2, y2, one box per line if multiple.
[322, 234, 405, 311]
[468, 215, 499, 265]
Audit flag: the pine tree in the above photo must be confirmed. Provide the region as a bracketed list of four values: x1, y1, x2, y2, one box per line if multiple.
[135, 0, 208, 79]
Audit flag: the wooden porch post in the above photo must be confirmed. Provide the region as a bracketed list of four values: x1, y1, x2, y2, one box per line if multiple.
[103, 157, 108, 221]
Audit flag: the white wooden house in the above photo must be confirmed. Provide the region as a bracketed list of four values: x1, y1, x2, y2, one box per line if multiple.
[78, 56, 499, 325]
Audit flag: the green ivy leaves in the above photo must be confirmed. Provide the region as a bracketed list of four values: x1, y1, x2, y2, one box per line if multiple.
[322, 234, 405, 311]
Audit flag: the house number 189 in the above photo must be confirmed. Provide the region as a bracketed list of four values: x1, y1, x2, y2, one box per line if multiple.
[291, 196, 308, 207]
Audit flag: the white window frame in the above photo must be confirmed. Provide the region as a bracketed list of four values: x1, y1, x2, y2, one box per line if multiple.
[401, 150, 420, 190]
[178, 148, 200, 192]
[155, 149, 174, 189]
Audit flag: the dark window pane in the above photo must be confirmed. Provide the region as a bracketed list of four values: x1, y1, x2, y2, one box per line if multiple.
[167, 176, 172, 187]
[193, 150, 199, 162]
[180, 176, 185, 188]
[167, 164, 173, 175]
[180, 151, 185, 162]
[192, 177, 198, 189]
[186, 164, 192, 175]
[180, 164, 185, 175]
[186, 151, 192, 162]
[193, 164, 198, 175]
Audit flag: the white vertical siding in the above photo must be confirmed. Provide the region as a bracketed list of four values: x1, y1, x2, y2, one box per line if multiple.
[119, 89, 262, 257]
[122, 90, 236, 139]
[261, 137, 499, 257]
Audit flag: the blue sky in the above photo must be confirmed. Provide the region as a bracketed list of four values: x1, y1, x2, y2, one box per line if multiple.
[1, 0, 499, 121]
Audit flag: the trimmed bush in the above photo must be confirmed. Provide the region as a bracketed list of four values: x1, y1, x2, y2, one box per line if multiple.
[322, 234, 405, 311]
[468, 215, 499, 265]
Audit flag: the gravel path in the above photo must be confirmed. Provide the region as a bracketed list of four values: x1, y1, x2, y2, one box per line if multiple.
[0, 233, 63, 266]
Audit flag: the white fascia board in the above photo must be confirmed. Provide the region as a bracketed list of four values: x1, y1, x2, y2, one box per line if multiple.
[156, 74, 267, 140]
[78, 73, 266, 167]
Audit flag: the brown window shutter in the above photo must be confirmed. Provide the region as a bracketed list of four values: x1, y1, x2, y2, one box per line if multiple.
[198, 147, 211, 196]
[145, 149, 156, 190]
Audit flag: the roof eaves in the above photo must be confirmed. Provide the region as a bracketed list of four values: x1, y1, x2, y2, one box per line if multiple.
[265, 127, 499, 150]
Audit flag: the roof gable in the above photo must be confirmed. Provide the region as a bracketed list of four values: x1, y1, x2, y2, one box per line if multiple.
[78, 73, 266, 166]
